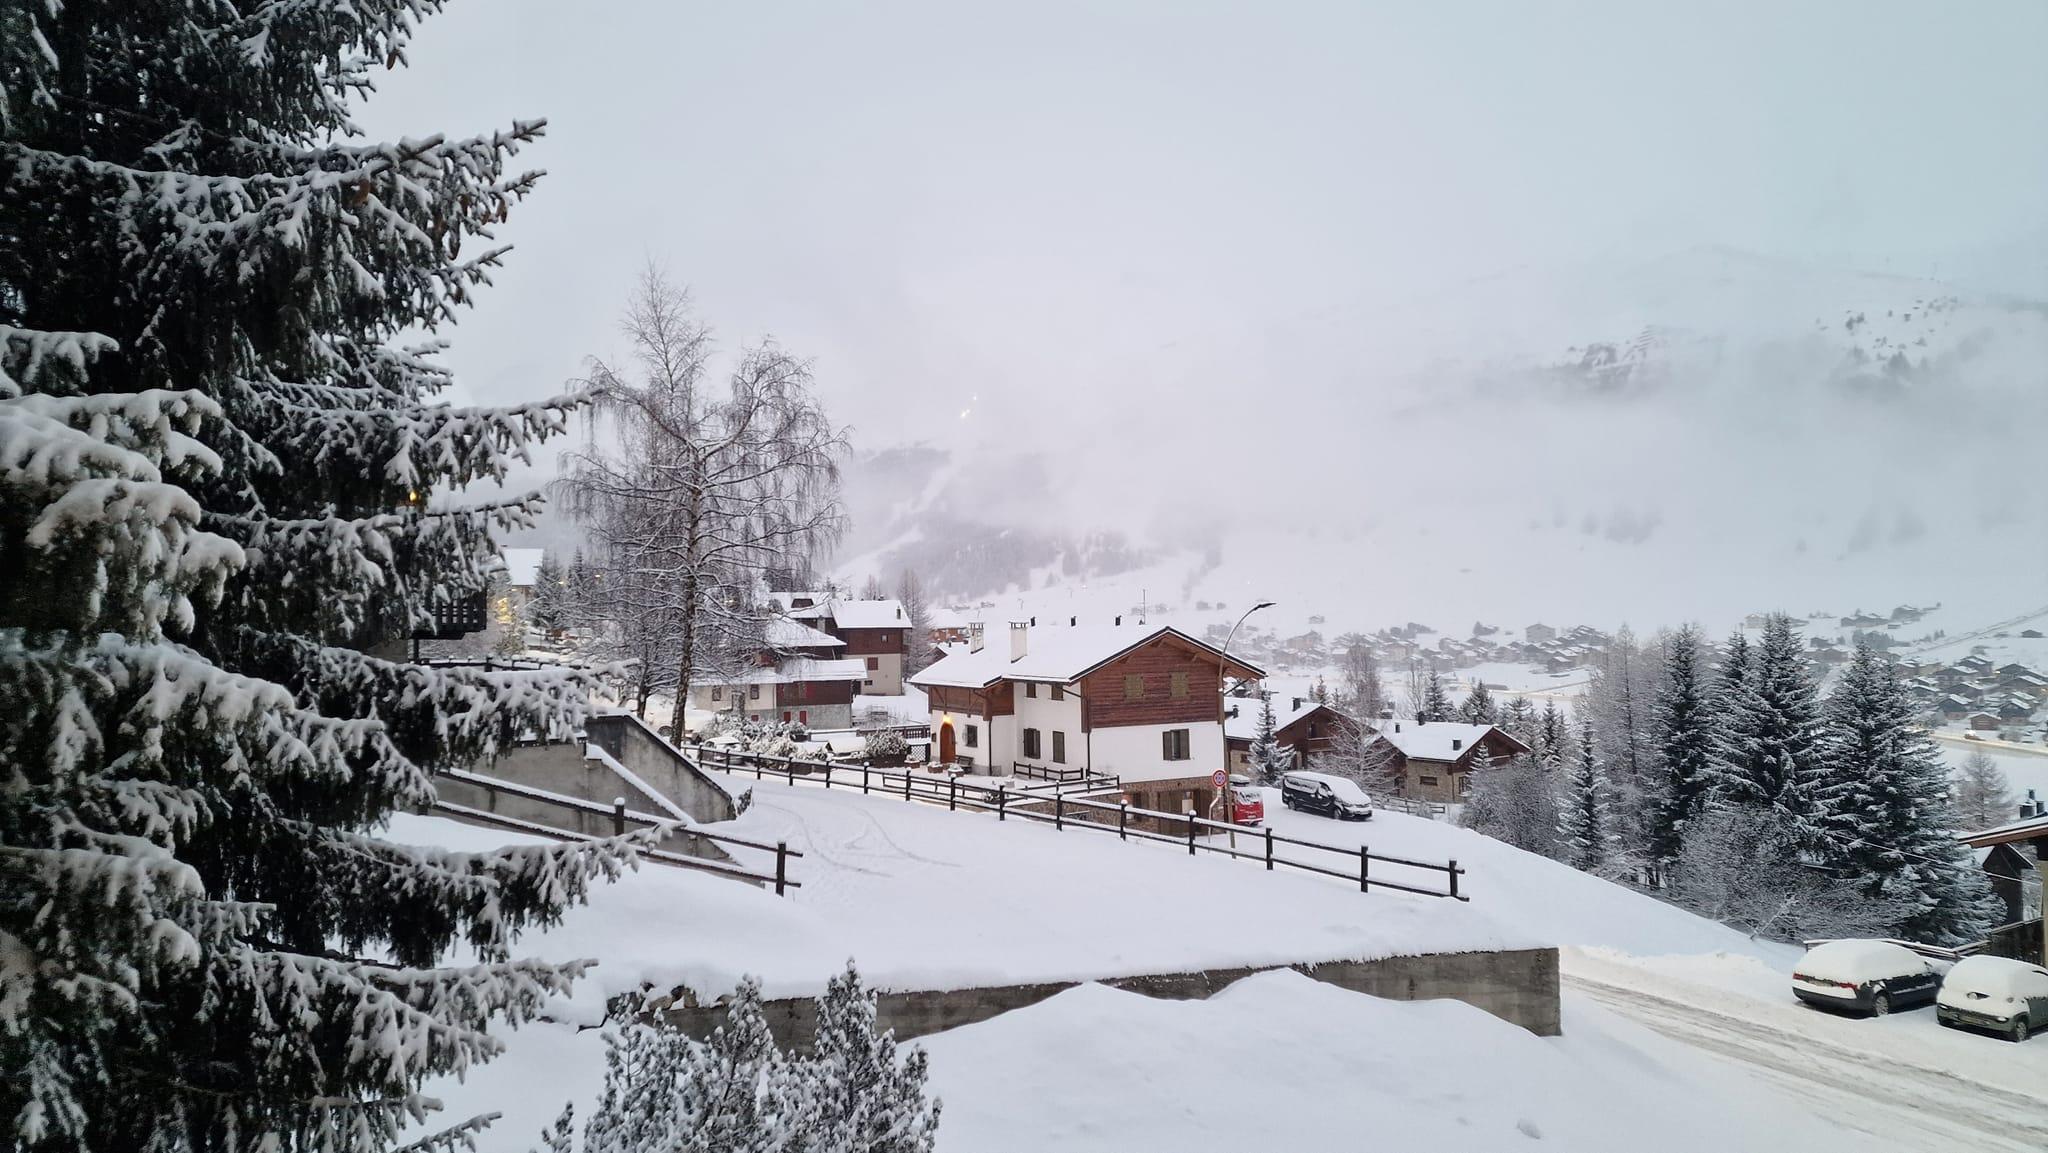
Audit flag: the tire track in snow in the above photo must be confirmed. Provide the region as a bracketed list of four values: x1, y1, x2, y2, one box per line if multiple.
[1565, 971, 2048, 1152]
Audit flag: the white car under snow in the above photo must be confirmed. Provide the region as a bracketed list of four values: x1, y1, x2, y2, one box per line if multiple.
[1935, 955, 2048, 1042]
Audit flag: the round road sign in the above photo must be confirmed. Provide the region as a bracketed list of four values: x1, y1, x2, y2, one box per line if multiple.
[1210, 769, 1228, 788]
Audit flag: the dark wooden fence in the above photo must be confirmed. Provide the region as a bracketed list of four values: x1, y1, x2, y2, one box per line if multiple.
[692, 746, 1467, 901]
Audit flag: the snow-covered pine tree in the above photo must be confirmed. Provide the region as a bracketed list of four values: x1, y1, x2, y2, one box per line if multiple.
[1248, 691, 1291, 783]
[1953, 749, 2017, 830]
[1535, 700, 1572, 769]
[1704, 613, 1821, 831]
[1, 10, 641, 1150]
[1458, 678, 1497, 725]
[1584, 625, 1657, 856]
[1499, 695, 1538, 747]
[1417, 669, 1453, 723]
[551, 966, 939, 1152]
[1558, 719, 1613, 872]
[532, 549, 568, 634]
[1812, 641, 2000, 945]
[1646, 623, 1714, 870]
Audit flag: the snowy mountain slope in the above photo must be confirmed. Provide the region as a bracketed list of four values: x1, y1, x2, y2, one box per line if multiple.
[834, 247, 2048, 631]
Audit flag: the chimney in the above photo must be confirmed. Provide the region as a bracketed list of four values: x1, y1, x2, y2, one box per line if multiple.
[1009, 621, 1029, 662]
[895, 606, 902, 619]
[1291, 696, 1303, 712]
[1393, 721, 1402, 733]
[1030, 616, 1037, 627]
[1115, 614, 1122, 626]
[969, 622, 985, 654]
[1070, 616, 1077, 626]
[1451, 738, 1463, 751]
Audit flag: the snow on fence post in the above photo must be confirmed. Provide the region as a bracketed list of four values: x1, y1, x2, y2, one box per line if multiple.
[862, 762, 871, 794]
[904, 769, 913, 800]
[1187, 812, 1197, 856]
[612, 798, 626, 837]
[822, 759, 832, 788]
[948, 777, 957, 811]
[1265, 827, 1274, 871]
[997, 786, 1007, 821]
[1054, 794, 1064, 830]
[775, 842, 788, 897]
[1359, 846, 1370, 893]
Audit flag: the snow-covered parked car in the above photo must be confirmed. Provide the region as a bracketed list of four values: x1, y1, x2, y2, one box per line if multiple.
[1790, 940, 1939, 1016]
[1279, 771, 1373, 820]
[1935, 955, 2048, 1042]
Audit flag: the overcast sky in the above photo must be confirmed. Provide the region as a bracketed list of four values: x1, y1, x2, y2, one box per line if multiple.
[368, 1, 2048, 429]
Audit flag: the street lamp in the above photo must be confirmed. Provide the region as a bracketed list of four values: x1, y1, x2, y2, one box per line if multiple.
[1216, 601, 1274, 839]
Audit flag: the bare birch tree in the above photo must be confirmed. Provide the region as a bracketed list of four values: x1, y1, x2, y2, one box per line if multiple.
[558, 269, 848, 736]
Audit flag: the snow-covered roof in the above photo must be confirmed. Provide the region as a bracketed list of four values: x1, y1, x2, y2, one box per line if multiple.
[501, 547, 544, 588]
[695, 657, 867, 687]
[910, 623, 1264, 690]
[927, 606, 970, 629]
[764, 617, 844, 649]
[1224, 697, 1328, 741]
[825, 598, 906, 630]
[1958, 810, 2048, 847]
[1371, 720, 1524, 764]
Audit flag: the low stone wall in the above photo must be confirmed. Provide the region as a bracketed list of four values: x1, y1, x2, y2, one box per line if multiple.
[658, 947, 1560, 1044]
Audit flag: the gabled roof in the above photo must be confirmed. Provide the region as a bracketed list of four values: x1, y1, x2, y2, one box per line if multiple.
[1370, 720, 1529, 764]
[826, 598, 907, 630]
[1959, 811, 2048, 848]
[909, 623, 1264, 690]
[1224, 698, 1332, 741]
[764, 617, 845, 649]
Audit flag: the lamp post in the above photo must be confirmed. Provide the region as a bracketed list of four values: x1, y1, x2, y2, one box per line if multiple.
[1216, 601, 1274, 840]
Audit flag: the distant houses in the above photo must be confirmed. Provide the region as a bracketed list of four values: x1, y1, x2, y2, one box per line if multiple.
[1366, 720, 1531, 803]
[1222, 696, 1357, 775]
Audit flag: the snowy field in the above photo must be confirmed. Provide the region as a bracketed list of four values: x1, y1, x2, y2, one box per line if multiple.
[384, 773, 1520, 1012]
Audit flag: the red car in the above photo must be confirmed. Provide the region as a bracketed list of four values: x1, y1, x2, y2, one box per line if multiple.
[1228, 774, 1265, 825]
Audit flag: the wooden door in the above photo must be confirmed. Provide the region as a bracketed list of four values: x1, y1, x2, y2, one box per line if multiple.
[939, 721, 955, 764]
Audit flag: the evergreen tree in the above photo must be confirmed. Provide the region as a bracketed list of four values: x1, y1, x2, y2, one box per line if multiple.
[551, 966, 940, 1152]
[1813, 642, 2000, 944]
[1646, 623, 1714, 869]
[1417, 669, 1453, 723]
[1585, 625, 1656, 854]
[1, 11, 636, 1150]
[532, 548, 568, 633]
[1500, 695, 1538, 747]
[1704, 614, 1821, 832]
[1249, 691, 1293, 783]
[1459, 678, 1498, 726]
[1558, 719, 1614, 871]
[1535, 700, 1573, 769]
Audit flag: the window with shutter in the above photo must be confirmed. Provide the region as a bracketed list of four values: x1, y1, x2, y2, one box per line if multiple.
[1124, 674, 1144, 701]
[1170, 671, 1189, 699]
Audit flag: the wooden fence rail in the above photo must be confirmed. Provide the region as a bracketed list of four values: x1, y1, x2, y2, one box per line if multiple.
[690, 745, 1467, 901]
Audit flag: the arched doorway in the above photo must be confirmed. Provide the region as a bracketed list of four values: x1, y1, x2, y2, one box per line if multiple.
[938, 720, 956, 765]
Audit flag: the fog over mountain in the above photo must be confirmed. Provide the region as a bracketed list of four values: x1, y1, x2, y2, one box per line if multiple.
[359, 1, 2048, 632]
[837, 247, 2048, 629]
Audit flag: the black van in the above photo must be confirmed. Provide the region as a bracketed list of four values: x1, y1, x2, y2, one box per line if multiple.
[1279, 772, 1374, 820]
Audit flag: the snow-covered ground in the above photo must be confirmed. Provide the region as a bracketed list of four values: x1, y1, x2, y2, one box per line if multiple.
[384, 772, 1519, 1014]
[397, 763, 2048, 1151]
[1564, 948, 2048, 1152]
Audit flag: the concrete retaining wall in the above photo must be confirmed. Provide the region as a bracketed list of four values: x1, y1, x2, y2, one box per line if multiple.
[585, 713, 739, 823]
[434, 773, 736, 866]
[659, 946, 1559, 1044]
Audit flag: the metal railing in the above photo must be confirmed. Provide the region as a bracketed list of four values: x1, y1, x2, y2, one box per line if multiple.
[431, 772, 802, 894]
[691, 746, 1467, 900]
